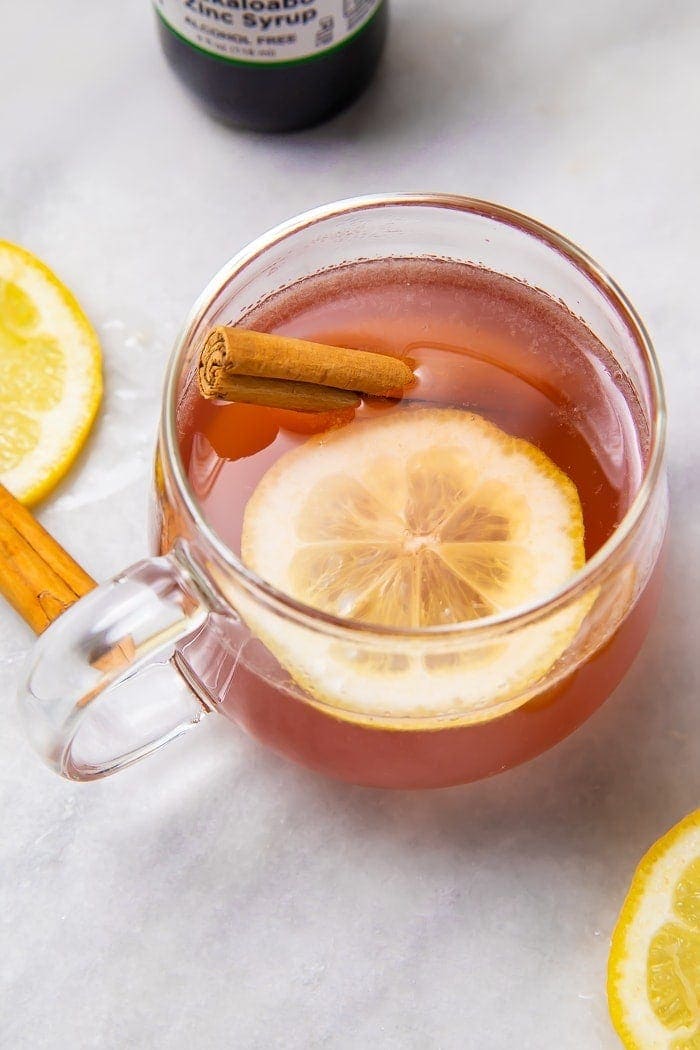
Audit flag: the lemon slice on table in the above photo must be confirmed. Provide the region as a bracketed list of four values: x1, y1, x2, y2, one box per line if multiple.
[0, 241, 102, 504]
[239, 407, 589, 724]
[608, 810, 700, 1050]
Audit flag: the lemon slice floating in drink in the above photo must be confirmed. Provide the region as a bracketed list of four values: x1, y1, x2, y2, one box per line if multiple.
[608, 810, 700, 1050]
[240, 407, 591, 723]
[0, 241, 102, 504]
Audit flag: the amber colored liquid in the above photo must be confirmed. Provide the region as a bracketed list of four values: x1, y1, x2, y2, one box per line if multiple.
[176, 259, 659, 787]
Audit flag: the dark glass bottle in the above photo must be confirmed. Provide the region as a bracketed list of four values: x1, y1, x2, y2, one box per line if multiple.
[154, 1, 388, 132]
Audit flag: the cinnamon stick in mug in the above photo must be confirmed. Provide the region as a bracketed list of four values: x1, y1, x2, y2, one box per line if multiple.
[197, 326, 414, 409]
[205, 374, 361, 413]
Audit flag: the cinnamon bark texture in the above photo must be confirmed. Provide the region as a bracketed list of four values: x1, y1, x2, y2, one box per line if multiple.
[0, 482, 137, 678]
[197, 327, 414, 410]
[205, 374, 361, 412]
[0, 482, 95, 633]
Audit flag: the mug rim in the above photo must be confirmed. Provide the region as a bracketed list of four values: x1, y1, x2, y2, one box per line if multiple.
[161, 193, 667, 641]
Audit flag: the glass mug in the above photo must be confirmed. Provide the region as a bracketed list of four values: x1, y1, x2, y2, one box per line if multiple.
[19, 195, 668, 788]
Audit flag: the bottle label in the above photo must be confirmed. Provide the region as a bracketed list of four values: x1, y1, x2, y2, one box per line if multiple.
[154, 0, 382, 66]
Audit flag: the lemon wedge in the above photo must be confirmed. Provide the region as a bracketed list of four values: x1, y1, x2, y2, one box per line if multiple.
[239, 407, 589, 723]
[609, 810, 700, 1050]
[0, 241, 102, 504]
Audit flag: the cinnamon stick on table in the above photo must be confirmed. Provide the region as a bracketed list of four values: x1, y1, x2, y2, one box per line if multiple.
[198, 327, 415, 412]
[0, 481, 136, 676]
[0, 482, 95, 633]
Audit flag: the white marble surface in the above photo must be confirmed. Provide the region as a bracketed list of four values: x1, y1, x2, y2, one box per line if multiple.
[1, 2, 699, 1046]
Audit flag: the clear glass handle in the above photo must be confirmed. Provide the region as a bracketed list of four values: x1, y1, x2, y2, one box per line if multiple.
[18, 553, 210, 780]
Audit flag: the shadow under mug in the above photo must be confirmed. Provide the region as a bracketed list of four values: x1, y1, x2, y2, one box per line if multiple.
[19, 195, 668, 788]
